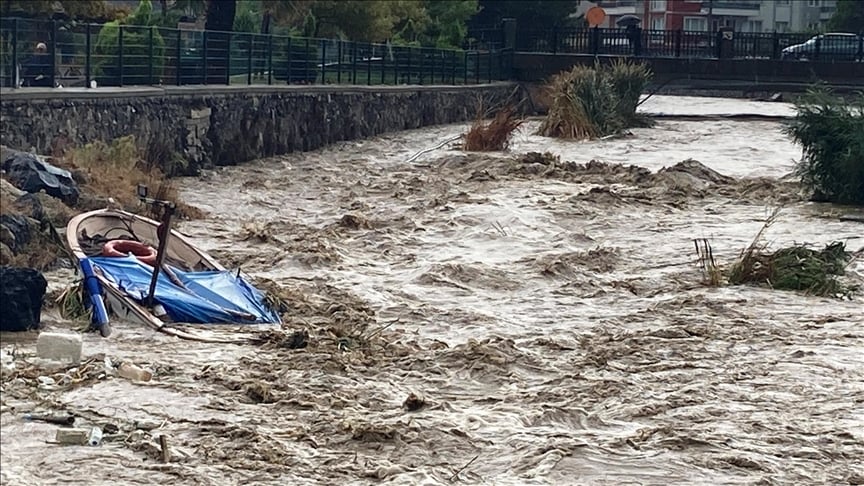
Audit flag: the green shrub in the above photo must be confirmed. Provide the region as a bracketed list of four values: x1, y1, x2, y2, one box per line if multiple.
[784, 89, 864, 205]
[538, 59, 653, 140]
[94, 0, 165, 85]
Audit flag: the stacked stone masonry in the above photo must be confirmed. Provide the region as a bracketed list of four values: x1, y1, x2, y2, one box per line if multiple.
[0, 84, 519, 175]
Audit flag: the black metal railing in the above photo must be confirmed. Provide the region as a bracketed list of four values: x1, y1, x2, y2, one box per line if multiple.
[515, 27, 864, 61]
[0, 17, 513, 88]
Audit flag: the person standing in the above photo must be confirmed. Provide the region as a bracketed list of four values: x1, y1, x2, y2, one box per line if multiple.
[20, 42, 53, 87]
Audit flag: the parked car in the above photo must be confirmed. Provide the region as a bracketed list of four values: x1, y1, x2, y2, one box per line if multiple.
[781, 33, 863, 61]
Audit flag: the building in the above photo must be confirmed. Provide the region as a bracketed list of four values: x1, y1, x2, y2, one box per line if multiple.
[581, 0, 838, 32]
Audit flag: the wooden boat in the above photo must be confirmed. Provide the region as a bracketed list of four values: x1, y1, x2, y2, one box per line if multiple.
[66, 208, 281, 339]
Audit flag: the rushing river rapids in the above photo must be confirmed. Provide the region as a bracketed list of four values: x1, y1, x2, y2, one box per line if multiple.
[1, 96, 863, 485]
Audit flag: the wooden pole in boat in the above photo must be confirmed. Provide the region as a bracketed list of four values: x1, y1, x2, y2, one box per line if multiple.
[145, 202, 176, 308]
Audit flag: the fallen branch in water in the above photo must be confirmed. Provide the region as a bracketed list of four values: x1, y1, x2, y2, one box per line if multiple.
[407, 135, 464, 164]
[449, 454, 479, 482]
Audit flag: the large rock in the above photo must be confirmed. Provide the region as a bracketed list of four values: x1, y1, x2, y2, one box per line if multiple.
[2, 152, 80, 205]
[0, 214, 34, 252]
[0, 266, 48, 332]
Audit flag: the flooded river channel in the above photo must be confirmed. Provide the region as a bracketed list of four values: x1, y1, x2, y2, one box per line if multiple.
[2, 96, 862, 485]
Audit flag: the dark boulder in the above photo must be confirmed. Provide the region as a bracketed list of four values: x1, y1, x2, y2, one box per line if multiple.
[0, 214, 34, 252]
[0, 266, 48, 331]
[1, 152, 80, 205]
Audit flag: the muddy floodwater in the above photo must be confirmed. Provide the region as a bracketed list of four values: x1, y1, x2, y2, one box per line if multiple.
[2, 96, 863, 485]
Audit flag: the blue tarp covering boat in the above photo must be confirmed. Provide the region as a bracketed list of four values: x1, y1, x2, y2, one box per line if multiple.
[90, 255, 280, 325]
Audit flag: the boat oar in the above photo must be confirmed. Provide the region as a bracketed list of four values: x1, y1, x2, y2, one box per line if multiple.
[145, 203, 176, 309]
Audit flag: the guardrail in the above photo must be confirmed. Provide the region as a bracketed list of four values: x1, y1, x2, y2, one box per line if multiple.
[0, 17, 512, 88]
[514, 28, 864, 61]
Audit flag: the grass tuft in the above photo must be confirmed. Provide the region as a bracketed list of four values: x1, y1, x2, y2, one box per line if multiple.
[538, 59, 653, 140]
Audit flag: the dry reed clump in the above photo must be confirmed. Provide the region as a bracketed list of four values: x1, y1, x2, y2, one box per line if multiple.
[538, 59, 653, 140]
[61, 135, 202, 219]
[462, 106, 524, 152]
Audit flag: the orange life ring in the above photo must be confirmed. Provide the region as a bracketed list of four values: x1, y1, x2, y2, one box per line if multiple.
[102, 240, 158, 266]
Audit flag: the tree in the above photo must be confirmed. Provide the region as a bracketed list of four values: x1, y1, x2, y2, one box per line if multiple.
[422, 0, 479, 48]
[471, 0, 580, 29]
[829, 0, 864, 33]
[204, 0, 237, 83]
[1, 0, 114, 21]
[94, 0, 166, 85]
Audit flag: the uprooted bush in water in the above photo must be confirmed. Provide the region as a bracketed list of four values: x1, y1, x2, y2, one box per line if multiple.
[728, 241, 856, 296]
[698, 211, 859, 297]
[784, 89, 864, 205]
[462, 106, 524, 152]
[537, 60, 653, 140]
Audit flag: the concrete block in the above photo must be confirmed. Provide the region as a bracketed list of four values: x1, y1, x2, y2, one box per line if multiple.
[36, 332, 82, 365]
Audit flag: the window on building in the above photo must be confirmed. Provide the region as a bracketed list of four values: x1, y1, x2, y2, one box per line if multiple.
[745, 20, 763, 32]
[650, 0, 667, 11]
[775, 21, 789, 33]
[684, 17, 707, 31]
[807, 0, 819, 6]
[652, 17, 666, 30]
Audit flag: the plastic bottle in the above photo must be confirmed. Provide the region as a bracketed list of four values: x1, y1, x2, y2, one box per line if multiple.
[88, 426, 103, 446]
[116, 362, 153, 382]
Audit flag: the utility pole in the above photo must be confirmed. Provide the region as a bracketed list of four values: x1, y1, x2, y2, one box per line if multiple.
[707, 0, 714, 32]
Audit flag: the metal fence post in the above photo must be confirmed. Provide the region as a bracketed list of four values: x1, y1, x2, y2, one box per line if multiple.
[418, 48, 424, 85]
[394, 46, 400, 84]
[429, 49, 439, 84]
[351, 41, 357, 84]
[51, 20, 57, 87]
[247, 33, 253, 84]
[336, 39, 345, 84]
[405, 47, 411, 84]
[451, 50, 457, 84]
[381, 44, 386, 84]
[226, 31, 232, 84]
[84, 23, 91, 88]
[175, 27, 182, 85]
[267, 33, 273, 85]
[118, 25, 124, 86]
[463, 51, 468, 84]
[11, 18, 19, 88]
[304, 38, 310, 83]
[858, 35, 863, 62]
[474, 50, 480, 83]
[366, 43, 372, 85]
[675, 30, 682, 57]
[487, 51, 492, 82]
[320, 40, 327, 84]
[552, 28, 559, 54]
[772, 31, 780, 59]
[148, 27, 154, 84]
[285, 36, 291, 84]
[202, 30, 208, 84]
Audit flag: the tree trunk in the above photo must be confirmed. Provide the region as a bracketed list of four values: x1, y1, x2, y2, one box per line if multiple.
[204, 0, 236, 84]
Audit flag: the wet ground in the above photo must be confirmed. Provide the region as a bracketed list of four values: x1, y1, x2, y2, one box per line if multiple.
[2, 96, 863, 485]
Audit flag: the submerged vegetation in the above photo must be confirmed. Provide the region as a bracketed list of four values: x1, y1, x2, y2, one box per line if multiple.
[538, 60, 653, 140]
[61, 135, 201, 219]
[697, 210, 858, 297]
[785, 89, 864, 206]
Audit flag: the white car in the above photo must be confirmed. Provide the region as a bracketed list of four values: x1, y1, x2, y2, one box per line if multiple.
[781, 33, 863, 61]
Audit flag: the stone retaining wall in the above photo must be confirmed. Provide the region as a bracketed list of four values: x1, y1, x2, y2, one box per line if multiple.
[0, 84, 519, 175]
